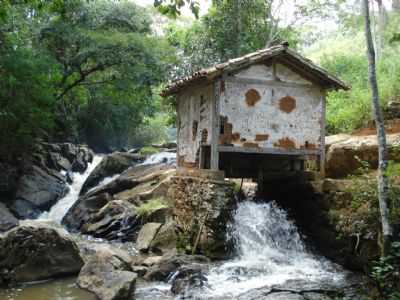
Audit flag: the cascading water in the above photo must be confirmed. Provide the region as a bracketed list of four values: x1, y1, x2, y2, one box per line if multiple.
[141, 152, 176, 165]
[137, 200, 346, 299]
[38, 155, 103, 223]
[38, 152, 176, 223]
[194, 201, 345, 299]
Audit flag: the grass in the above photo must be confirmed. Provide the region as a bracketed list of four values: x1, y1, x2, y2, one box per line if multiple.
[135, 197, 169, 217]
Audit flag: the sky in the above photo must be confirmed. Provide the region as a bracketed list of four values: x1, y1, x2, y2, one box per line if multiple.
[134, 0, 211, 17]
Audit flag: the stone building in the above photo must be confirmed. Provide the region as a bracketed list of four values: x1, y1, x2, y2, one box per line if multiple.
[162, 43, 349, 179]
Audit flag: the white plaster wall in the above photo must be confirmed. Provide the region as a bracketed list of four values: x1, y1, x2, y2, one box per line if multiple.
[177, 84, 213, 165]
[219, 63, 323, 150]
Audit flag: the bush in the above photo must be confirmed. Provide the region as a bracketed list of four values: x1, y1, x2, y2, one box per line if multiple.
[139, 146, 160, 156]
[136, 197, 168, 217]
[307, 31, 400, 134]
[128, 113, 170, 148]
[372, 241, 400, 299]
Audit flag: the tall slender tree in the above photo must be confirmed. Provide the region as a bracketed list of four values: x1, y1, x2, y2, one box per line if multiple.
[362, 0, 393, 255]
[375, 0, 387, 59]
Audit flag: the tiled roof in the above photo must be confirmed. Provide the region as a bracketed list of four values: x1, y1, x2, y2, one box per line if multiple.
[161, 44, 349, 96]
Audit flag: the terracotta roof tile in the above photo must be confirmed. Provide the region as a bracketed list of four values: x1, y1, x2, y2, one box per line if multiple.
[161, 44, 349, 96]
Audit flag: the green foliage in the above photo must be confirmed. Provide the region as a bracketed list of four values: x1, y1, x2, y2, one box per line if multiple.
[309, 15, 400, 134]
[345, 161, 400, 234]
[154, 0, 200, 18]
[166, 0, 298, 77]
[0, 0, 176, 157]
[128, 114, 170, 148]
[372, 241, 400, 299]
[136, 197, 169, 217]
[0, 40, 58, 158]
[139, 146, 161, 156]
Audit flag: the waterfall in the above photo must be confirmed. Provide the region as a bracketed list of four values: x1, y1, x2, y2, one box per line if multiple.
[136, 200, 346, 300]
[141, 152, 176, 165]
[195, 201, 344, 298]
[38, 155, 103, 223]
[38, 152, 176, 224]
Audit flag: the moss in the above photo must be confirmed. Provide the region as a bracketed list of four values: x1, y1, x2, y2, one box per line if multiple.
[139, 146, 160, 156]
[135, 197, 168, 217]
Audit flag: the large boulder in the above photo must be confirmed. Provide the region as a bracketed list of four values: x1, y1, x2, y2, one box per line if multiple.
[81, 200, 140, 241]
[0, 221, 83, 285]
[0, 203, 18, 232]
[2, 142, 93, 219]
[77, 246, 137, 300]
[80, 152, 144, 195]
[63, 163, 175, 239]
[325, 133, 400, 178]
[42, 142, 93, 173]
[11, 165, 69, 218]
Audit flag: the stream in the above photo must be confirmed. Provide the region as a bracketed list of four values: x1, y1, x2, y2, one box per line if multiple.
[0, 152, 358, 300]
[135, 201, 352, 300]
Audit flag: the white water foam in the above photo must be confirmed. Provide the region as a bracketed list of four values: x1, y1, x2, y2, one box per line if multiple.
[136, 201, 345, 299]
[39, 155, 103, 223]
[141, 152, 176, 166]
[196, 201, 344, 298]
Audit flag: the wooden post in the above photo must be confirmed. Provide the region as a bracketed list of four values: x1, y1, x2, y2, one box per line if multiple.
[319, 91, 326, 178]
[210, 80, 220, 170]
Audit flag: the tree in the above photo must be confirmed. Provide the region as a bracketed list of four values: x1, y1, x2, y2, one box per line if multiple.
[362, 0, 393, 255]
[154, 0, 200, 18]
[0, 0, 175, 156]
[393, 0, 400, 11]
[166, 0, 298, 78]
[375, 0, 388, 59]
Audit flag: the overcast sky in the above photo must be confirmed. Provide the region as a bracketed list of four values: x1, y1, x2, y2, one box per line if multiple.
[133, 0, 211, 17]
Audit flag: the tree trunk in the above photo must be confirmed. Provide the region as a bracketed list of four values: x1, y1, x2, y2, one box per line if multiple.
[362, 0, 393, 256]
[393, 0, 400, 11]
[375, 0, 387, 59]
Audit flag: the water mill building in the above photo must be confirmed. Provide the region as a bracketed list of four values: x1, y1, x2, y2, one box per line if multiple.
[162, 43, 349, 179]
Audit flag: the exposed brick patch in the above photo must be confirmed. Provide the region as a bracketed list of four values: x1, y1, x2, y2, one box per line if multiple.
[279, 96, 296, 113]
[245, 89, 261, 106]
[274, 137, 296, 149]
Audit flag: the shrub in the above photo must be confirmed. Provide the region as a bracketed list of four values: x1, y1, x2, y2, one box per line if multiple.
[372, 241, 400, 299]
[139, 146, 160, 156]
[135, 197, 169, 217]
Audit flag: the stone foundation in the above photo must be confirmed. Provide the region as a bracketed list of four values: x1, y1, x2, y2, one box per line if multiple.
[167, 169, 235, 259]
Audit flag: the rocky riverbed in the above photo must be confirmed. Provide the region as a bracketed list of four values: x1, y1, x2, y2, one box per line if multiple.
[1, 134, 397, 299]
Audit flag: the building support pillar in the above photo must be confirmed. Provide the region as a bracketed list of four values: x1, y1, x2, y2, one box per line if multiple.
[210, 80, 221, 170]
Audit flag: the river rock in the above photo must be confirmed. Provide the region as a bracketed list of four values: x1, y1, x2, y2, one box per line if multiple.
[143, 254, 210, 282]
[0, 203, 18, 232]
[150, 220, 177, 252]
[81, 200, 140, 241]
[3, 142, 93, 219]
[325, 133, 400, 178]
[63, 162, 175, 239]
[62, 192, 113, 231]
[0, 162, 19, 195]
[77, 247, 137, 300]
[136, 222, 162, 252]
[11, 165, 69, 218]
[151, 142, 177, 149]
[80, 152, 144, 195]
[170, 265, 208, 295]
[0, 222, 83, 285]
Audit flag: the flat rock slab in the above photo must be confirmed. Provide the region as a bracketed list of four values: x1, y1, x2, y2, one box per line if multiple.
[136, 222, 162, 252]
[77, 247, 136, 300]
